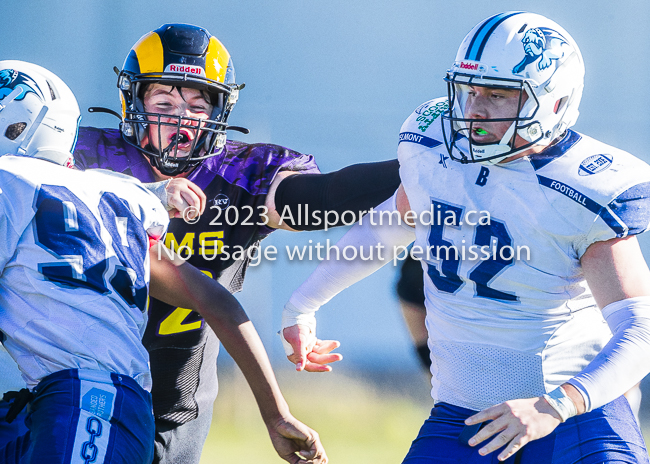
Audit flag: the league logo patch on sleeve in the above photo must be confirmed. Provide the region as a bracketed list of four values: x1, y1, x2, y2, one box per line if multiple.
[578, 154, 612, 176]
[415, 100, 449, 133]
[0, 69, 44, 102]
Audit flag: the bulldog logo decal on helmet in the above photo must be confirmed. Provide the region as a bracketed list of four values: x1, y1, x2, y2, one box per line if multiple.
[0, 69, 44, 102]
[513, 28, 570, 74]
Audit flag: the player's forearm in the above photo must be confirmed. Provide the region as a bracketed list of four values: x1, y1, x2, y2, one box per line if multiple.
[185, 282, 292, 425]
[565, 296, 650, 413]
[283, 193, 415, 324]
[273, 159, 401, 230]
[148, 246, 291, 425]
[221, 321, 292, 423]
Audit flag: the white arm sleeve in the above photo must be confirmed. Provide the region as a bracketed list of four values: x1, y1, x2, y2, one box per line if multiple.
[567, 296, 650, 412]
[282, 192, 416, 330]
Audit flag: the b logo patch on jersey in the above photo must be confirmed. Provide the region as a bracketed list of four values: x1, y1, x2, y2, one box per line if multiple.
[0, 68, 44, 102]
[211, 193, 230, 209]
[475, 166, 490, 186]
[578, 154, 612, 176]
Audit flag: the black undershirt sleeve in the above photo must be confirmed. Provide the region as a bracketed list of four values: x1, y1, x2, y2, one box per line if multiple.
[273, 159, 401, 231]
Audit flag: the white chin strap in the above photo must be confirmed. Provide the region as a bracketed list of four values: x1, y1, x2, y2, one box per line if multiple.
[31, 148, 75, 168]
[470, 121, 517, 165]
[17, 104, 49, 156]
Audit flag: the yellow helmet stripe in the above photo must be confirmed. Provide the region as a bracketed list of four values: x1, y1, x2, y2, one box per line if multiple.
[133, 32, 164, 74]
[205, 37, 230, 83]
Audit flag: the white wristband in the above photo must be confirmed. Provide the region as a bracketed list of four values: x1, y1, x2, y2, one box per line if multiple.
[543, 386, 577, 422]
[279, 301, 317, 356]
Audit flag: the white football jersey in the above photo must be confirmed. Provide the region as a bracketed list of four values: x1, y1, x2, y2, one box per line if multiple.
[0, 156, 169, 391]
[398, 98, 650, 411]
[0, 344, 24, 393]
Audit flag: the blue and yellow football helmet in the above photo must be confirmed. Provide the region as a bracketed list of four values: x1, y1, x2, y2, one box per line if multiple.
[118, 23, 243, 175]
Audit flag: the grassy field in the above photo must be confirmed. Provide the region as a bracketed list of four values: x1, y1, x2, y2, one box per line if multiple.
[200, 367, 434, 463]
[200, 368, 650, 463]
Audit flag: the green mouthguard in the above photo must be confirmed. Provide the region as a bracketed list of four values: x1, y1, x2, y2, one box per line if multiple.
[475, 128, 488, 135]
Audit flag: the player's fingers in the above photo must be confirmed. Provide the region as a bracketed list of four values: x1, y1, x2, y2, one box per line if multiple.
[166, 192, 185, 211]
[297, 331, 319, 371]
[292, 354, 309, 371]
[478, 427, 513, 456]
[185, 181, 207, 213]
[468, 416, 506, 446]
[286, 348, 308, 370]
[296, 447, 327, 464]
[312, 339, 341, 354]
[297, 449, 328, 464]
[181, 185, 206, 214]
[180, 189, 202, 212]
[302, 333, 317, 353]
[299, 437, 326, 464]
[306, 352, 343, 365]
[303, 362, 333, 373]
[284, 336, 309, 371]
[279, 424, 321, 462]
[466, 404, 503, 425]
[497, 433, 527, 461]
[274, 418, 327, 463]
[281, 453, 300, 464]
[282, 325, 318, 371]
[296, 439, 321, 462]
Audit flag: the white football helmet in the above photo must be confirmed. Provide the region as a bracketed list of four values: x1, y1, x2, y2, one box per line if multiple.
[0, 60, 80, 167]
[442, 12, 585, 164]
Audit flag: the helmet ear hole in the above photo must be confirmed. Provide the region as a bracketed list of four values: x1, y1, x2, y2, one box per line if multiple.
[213, 93, 224, 115]
[5, 122, 27, 140]
[46, 80, 57, 100]
[203, 134, 213, 153]
[554, 97, 568, 114]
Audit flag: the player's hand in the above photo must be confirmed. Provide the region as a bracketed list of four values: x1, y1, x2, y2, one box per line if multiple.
[465, 396, 562, 461]
[267, 414, 328, 464]
[165, 178, 206, 220]
[282, 325, 342, 372]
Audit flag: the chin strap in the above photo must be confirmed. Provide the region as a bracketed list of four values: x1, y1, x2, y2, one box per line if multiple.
[470, 121, 517, 165]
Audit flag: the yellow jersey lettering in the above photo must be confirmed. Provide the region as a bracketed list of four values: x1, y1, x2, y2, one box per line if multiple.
[165, 232, 195, 259]
[199, 231, 224, 258]
[156, 269, 214, 335]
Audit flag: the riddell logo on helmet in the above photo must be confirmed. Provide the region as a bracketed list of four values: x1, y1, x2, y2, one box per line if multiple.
[455, 61, 487, 73]
[165, 64, 206, 77]
[460, 61, 479, 70]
